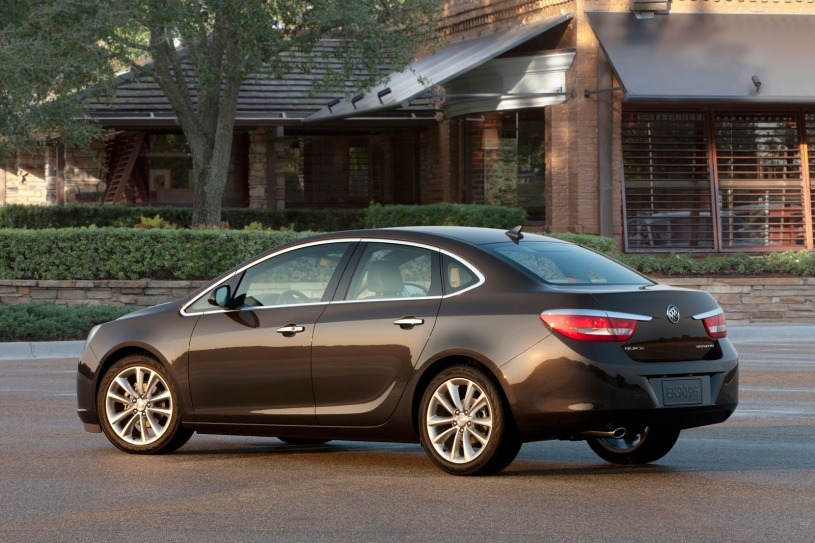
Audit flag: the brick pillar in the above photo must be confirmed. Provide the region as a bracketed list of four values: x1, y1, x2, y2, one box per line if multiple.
[247, 128, 268, 209]
[272, 128, 286, 209]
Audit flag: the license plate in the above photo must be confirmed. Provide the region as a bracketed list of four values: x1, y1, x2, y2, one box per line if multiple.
[662, 378, 703, 406]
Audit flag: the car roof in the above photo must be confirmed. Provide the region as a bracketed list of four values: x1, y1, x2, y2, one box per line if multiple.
[314, 226, 568, 247]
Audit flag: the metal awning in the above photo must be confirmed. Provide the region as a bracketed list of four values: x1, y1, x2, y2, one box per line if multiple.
[587, 12, 815, 102]
[304, 12, 573, 122]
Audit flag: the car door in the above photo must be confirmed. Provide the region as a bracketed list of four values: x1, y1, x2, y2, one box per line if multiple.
[311, 241, 442, 426]
[186, 241, 355, 425]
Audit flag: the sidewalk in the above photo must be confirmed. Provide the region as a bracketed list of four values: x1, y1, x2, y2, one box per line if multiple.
[1, 324, 813, 361]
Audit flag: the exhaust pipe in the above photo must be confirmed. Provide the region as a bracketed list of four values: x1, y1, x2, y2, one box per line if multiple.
[571, 427, 626, 440]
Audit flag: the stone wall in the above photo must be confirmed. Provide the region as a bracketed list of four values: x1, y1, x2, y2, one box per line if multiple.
[1, 277, 813, 323]
[0, 280, 207, 308]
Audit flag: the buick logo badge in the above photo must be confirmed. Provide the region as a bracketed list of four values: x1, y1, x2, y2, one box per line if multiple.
[666, 305, 680, 324]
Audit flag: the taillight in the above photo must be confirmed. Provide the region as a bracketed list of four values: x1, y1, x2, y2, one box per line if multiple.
[540, 312, 638, 342]
[702, 312, 727, 339]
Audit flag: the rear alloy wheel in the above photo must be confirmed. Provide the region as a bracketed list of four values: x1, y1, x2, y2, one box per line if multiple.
[419, 366, 520, 476]
[97, 354, 192, 454]
[587, 426, 680, 465]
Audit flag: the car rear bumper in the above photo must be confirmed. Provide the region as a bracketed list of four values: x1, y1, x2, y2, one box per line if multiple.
[501, 335, 739, 442]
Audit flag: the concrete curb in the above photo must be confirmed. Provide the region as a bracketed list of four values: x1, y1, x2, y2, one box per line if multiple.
[0, 341, 85, 360]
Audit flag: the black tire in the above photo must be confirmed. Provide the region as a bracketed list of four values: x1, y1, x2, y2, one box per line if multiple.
[587, 426, 680, 465]
[419, 365, 520, 476]
[278, 438, 332, 446]
[97, 354, 193, 454]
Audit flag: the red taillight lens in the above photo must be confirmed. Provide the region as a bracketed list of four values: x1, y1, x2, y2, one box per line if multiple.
[540, 313, 637, 342]
[702, 312, 727, 339]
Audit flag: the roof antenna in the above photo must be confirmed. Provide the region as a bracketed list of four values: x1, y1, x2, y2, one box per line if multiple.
[505, 225, 524, 244]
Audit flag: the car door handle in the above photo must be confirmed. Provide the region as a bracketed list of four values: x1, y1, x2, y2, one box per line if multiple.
[276, 325, 305, 335]
[393, 317, 424, 327]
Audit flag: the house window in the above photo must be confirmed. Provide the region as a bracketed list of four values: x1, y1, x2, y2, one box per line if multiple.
[622, 108, 813, 252]
[465, 109, 546, 219]
[348, 146, 370, 199]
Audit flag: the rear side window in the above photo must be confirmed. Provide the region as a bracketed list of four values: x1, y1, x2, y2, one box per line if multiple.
[442, 254, 479, 294]
[487, 242, 652, 286]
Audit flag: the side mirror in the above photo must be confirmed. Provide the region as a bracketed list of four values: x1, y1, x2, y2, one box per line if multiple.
[208, 285, 231, 308]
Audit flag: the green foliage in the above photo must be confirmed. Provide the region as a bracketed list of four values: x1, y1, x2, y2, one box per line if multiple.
[134, 214, 178, 229]
[615, 251, 815, 277]
[365, 203, 527, 229]
[0, 1, 110, 159]
[0, 228, 312, 280]
[0, 205, 365, 231]
[0, 303, 135, 341]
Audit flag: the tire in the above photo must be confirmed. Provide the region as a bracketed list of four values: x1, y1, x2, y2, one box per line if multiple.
[419, 365, 520, 476]
[587, 426, 680, 465]
[278, 438, 332, 446]
[97, 354, 193, 454]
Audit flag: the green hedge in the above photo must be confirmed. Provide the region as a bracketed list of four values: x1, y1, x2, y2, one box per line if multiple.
[616, 250, 815, 277]
[0, 204, 364, 231]
[366, 203, 526, 229]
[0, 228, 312, 280]
[0, 303, 135, 341]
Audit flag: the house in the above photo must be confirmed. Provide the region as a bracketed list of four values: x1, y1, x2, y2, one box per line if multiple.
[3, 0, 814, 253]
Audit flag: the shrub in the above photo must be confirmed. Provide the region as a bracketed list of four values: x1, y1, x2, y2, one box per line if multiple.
[365, 203, 527, 229]
[0, 204, 365, 231]
[0, 228, 313, 280]
[0, 303, 136, 341]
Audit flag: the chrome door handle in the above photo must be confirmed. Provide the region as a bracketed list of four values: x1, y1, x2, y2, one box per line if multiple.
[276, 325, 305, 334]
[393, 317, 424, 327]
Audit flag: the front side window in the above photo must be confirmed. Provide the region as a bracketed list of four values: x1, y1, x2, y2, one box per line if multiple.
[233, 243, 351, 308]
[345, 243, 437, 300]
[487, 242, 651, 287]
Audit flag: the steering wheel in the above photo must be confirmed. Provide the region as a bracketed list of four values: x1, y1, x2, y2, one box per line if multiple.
[278, 289, 310, 305]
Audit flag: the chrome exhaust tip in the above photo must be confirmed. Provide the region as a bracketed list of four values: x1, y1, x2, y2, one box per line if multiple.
[571, 427, 626, 440]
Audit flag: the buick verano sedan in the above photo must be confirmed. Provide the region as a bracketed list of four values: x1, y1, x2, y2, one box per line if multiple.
[77, 227, 738, 475]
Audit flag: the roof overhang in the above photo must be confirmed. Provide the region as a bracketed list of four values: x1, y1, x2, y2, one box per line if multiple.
[442, 50, 574, 118]
[587, 12, 815, 103]
[304, 12, 573, 123]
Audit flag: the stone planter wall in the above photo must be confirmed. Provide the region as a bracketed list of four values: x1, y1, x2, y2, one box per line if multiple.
[0, 280, 208, 307]
[1, 277, 814, 323]
[663, 278, 815, 323]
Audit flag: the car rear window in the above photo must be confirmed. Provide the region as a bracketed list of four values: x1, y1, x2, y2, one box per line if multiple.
[486, 242, 652, 286]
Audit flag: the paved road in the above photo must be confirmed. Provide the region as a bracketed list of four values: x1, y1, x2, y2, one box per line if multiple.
[1, 329, 814, 542]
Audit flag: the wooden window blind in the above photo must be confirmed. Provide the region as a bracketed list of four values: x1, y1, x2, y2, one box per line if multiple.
[622, 112, 714, 250]
[714, 113, 805, 249]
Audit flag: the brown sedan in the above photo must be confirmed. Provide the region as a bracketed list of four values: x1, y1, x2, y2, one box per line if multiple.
[77, 227, 738, 475]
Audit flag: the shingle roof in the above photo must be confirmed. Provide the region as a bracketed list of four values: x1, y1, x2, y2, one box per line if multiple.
[84, 40, 384, 124]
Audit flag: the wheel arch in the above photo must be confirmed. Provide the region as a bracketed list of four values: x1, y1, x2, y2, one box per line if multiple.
[95, 344, 177, 400]
[410, 354, 515, 438]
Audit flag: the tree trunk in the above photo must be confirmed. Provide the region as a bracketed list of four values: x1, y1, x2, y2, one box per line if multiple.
[190, 129, 233, 227]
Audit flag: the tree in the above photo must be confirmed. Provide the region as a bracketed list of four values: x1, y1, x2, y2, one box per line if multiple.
[0, 1, 112, 159]
[2, 0, 440, 225]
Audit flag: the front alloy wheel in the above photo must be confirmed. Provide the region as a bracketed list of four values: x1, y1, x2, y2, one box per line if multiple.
[419, 365, 520, 475]
[587, 425, 680, 465]
[97, 354, 192, 454]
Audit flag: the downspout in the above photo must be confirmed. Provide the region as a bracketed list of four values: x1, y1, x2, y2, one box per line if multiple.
[597, 48, 614, 238]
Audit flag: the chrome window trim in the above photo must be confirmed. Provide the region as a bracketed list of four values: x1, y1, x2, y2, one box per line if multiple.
[180, 238, 361, 317]
[691, 307, 724, 320]
[346, 239, 486, 301]
[180, 237, 487, 316]
[541, 309, 653, 322]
